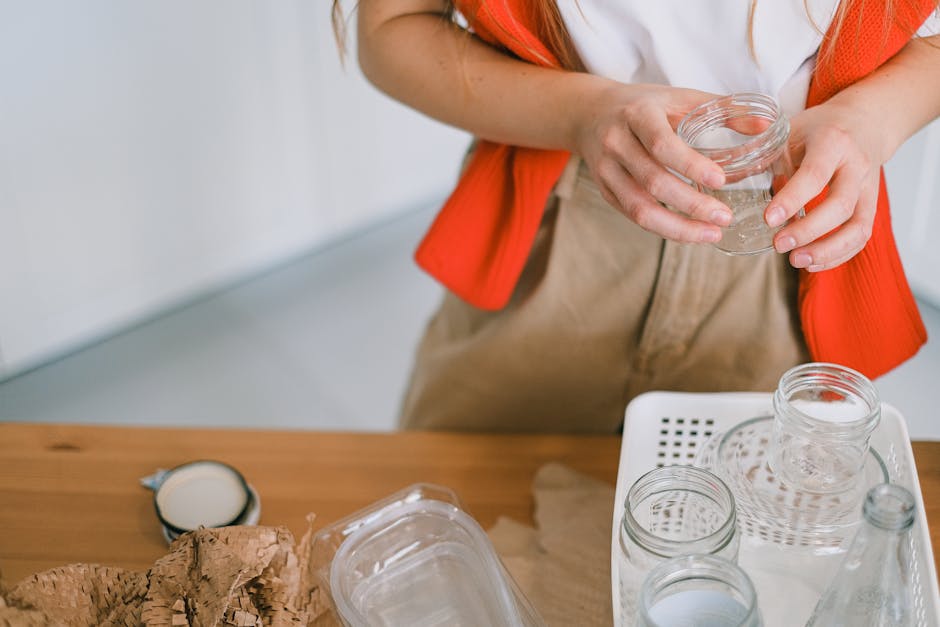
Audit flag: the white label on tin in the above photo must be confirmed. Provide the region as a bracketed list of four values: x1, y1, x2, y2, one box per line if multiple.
[156, 462, 247, 530]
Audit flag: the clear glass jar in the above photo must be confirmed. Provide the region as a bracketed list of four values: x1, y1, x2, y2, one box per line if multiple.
[677, 92, 796, 255]
[617, 466, 739, 626]
[636, 554, 763, 627]
[770, 362, 881, 494]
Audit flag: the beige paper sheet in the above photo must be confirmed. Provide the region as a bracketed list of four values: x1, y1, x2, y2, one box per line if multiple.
[488, 462, 615, 627]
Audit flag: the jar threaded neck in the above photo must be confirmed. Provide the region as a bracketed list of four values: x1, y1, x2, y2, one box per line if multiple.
[638, 554, 762, 627]
[677, 92, 789, 178]
[622, 466, 737, 558]
[773, 362, 881, 440]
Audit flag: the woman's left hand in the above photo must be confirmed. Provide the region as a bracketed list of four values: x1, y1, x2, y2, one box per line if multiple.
[764, 99, 884, 272]
[767, 32, 940, 272]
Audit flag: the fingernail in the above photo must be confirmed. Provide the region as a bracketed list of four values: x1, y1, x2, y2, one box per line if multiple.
[703, 229, 722, 243]
[766, 205, 786, 228]
[710, 209, 732, 226]
[793, 252, 812, 268]
[776, 236, 796, 253]
[807, 264, 825, 272]
[703, 172, 724, 188]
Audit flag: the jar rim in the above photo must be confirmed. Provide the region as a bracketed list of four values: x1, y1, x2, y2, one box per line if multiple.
[677, 92, 789, 176]
[622, 466, 737, 558]
[637, 554, 760, 626]
[774, 362, 881, 439]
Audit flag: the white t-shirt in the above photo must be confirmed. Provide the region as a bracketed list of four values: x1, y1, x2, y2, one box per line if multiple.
[558, 0, 940, 117]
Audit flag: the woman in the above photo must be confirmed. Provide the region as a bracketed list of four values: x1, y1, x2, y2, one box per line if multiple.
[340, 0, 940, 432]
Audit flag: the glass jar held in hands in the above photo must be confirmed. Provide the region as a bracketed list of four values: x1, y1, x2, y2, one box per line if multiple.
[678, 92, 802, 255]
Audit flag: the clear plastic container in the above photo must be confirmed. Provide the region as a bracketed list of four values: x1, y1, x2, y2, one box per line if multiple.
[310, 484, 543, 627]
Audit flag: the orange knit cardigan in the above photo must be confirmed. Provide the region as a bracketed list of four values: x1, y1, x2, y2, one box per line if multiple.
[415, 0, 931, 379]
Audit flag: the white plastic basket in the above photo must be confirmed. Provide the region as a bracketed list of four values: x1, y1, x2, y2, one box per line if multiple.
[611, 391, 940, 627]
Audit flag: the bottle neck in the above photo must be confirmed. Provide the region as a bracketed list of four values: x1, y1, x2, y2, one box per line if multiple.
[863, 484, 916, 532]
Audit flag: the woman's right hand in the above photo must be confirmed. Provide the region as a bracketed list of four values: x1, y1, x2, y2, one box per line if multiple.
[573, 82, 734, 243]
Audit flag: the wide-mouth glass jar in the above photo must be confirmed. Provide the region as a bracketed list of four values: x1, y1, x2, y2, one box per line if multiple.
[678, 92, 798, 255]
[617, 466, 739, 625]
[637, 554, 763, 627]
[770, 362, 881, 494]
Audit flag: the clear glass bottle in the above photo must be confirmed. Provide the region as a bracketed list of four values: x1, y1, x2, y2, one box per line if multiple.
[637, 554, 762, 627]
[806, 483, 916, 627]
[677, 92, 796, 255]
[770, 362, 881, 494]
[617, 466, 739, 626]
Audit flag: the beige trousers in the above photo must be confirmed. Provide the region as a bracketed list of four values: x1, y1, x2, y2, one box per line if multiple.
[400, 158, 808, 433]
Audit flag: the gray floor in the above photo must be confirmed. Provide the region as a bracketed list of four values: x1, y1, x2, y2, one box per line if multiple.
[1, 207, 938, 439]
[0, 207, 442, 431]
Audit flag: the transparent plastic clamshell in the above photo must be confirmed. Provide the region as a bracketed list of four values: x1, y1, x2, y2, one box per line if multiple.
[310, 483, 544, 627]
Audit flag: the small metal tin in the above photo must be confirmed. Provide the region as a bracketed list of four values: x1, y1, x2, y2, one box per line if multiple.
[140, 459, 261, 543]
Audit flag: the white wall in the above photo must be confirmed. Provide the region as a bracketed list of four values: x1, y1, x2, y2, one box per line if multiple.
[0, 2, 470, 378]
[1, 1, 937, 380]
[886, 118, 940, 309]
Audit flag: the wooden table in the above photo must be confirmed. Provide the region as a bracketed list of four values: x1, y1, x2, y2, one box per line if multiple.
[0, 423, 936, 587]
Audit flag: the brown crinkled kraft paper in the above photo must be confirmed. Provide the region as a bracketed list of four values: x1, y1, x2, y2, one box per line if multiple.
[0, 515, 341, 627]
[488, 462, 616, 627]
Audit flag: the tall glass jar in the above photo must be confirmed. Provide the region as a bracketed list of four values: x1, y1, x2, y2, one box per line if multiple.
[637, 554, 762, 627]
[677, 92, 796, 255]
[617, 466, 739, 626]
[770, 362, 881, 494]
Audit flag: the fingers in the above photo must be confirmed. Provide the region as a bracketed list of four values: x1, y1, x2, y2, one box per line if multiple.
[765, 154, 836, 230]
[598, 114, 732, 226]
[595, 162, 723, 244]
[773, 165, 859, 253]
[631, 102, 726, 189]
[770, 125, 871, 262]
[765, 127, 865, 229]
[778, 171, 878, 271]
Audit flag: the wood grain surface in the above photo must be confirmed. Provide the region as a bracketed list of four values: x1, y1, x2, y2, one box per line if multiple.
[0, 423, 619, 584]
[0, 423, 936, 589]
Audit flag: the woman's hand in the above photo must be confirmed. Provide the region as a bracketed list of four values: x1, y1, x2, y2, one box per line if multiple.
[766, 34, 940, 272]
[358, 1, 731, 244]
[764, 100, 883, 272]
[573, 82, 734, 243]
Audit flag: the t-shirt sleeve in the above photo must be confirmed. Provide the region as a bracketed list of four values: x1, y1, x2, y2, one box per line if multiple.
[917, 7, 940, 37]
